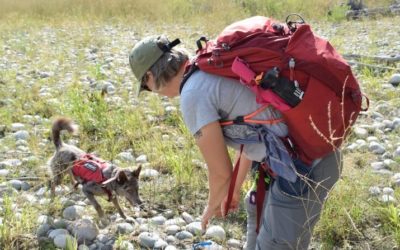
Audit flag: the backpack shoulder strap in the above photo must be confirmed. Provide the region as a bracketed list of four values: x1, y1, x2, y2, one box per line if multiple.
[179, 63, 199, 94]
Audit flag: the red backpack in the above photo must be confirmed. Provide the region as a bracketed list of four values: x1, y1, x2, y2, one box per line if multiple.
[185, 15, 368, 165]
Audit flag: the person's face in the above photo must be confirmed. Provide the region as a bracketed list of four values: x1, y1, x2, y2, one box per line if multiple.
[141, 69, 183, 98]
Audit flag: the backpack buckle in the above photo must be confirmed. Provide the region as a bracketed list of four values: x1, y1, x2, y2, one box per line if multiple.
[233, 116, 245, 124]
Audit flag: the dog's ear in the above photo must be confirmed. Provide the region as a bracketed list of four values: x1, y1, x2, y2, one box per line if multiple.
[132, 165, 142, 178]
[116, 170, 128, 184]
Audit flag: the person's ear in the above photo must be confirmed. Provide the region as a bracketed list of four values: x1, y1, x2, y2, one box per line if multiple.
[146, 72, 156, 90]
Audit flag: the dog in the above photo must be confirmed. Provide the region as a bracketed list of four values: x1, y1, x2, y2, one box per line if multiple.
[48, 117, 142, 221]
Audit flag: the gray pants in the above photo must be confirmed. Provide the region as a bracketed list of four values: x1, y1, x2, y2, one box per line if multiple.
[244, 150, 342, 250]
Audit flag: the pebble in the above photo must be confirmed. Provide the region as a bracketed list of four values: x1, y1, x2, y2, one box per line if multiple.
[371, 162, 384, 170]
[175, 230, 193, 240]
[373, 169, 393, 175]
[138, 232, 160, 248]
[9, 179, 24, 191]
[369, 186, 381, 196]
[63, 205, 85, 220]
[116, 222, 134, 234]
[368, 141, 386, 154]
[0, 159, 22, 168]
[381, 194, 395, 203]
[37, 215, 54, 225]
[382, 187, 394, 195]
[14, 130, 29, 140]
[54, 234, 76, 249]
[78, 245, 90, 250]
[165, 106, 177, 113]
[116, 151, 135, 162]
[71, 219, 99, 243]
[394, 146, 400, 158]
[392, 173, 400, 186]
[141, 168, 159, 179]
[11, 123, 25, 132]
[227, 239, 242, 249]
[35, 187, 47, 197]
[96, 234, 111, 244]
[48, 228, 69, 240]
[182, 212, 194, 224]
[166, 225, 180, 235]
[136, 154, 148, 163]
[37, 223, 51, 237]
[53, 218, 69, 229]
[165, 235, 176, 244]
[150, 215, 166, 225]
[389, 73, 400, 87]
[384, 159, 397, 168]
[205, 225, 226, 242]
[354, 127, 368, 138]
[393, 118, 400, 130]
[186, 221, 203, 235]
[0, 169, 10, 177]
[154, 239, 168, 249]
[166, 217, 186, 226]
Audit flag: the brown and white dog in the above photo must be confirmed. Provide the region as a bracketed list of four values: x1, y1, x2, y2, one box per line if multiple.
[48, 117, 142, 220]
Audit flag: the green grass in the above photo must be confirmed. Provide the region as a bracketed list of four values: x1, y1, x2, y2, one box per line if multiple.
[0, 195, 39, 249]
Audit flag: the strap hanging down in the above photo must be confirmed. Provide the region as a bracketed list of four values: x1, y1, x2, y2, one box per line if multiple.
[224, 145, 244, 217]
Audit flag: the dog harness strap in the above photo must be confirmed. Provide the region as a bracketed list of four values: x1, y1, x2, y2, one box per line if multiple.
[224, 144, 244, 217]
[102, 187, 113, 202]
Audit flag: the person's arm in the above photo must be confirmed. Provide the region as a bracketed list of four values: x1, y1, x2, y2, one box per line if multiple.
[194, 121, 232, 230]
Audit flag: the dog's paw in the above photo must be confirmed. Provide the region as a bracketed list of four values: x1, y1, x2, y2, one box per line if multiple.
[99, 217, 110, 228]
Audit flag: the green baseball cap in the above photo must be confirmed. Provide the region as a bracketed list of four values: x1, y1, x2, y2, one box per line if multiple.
[129, 35, 181, 95]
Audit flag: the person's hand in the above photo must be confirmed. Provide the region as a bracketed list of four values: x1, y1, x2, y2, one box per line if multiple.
[221, 189, 241, 217]
[201, 205, 222, 230]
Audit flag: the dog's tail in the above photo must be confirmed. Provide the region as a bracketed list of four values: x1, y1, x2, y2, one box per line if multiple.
[52, 117, 78, 150]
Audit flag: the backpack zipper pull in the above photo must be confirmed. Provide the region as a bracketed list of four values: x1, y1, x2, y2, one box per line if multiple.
[289, 58, 295, 81]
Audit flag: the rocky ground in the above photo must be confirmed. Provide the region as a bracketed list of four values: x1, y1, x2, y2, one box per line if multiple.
[0, 16, 400, 249]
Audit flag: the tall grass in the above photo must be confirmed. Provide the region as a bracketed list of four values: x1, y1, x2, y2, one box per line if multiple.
[0, 0, 394, 33]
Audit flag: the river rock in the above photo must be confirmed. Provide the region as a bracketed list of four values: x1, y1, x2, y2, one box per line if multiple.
[389, 73, 400, 87]
[116, 222, 134, 234]
[71, 219, 99, 244]
[48, 228, 69, 240]
[205, 225, 226, 242]
[63, 205, 85, 220]
[138, 232, 160, 248]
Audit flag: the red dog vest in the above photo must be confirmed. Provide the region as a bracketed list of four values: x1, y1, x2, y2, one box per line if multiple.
[72, 154, 108, 184]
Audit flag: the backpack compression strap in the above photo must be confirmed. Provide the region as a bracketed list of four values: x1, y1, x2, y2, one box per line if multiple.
[220, 104, 283, 126]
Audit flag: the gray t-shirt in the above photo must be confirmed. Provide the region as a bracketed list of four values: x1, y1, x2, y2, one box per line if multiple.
[180, 70, 288, 162]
